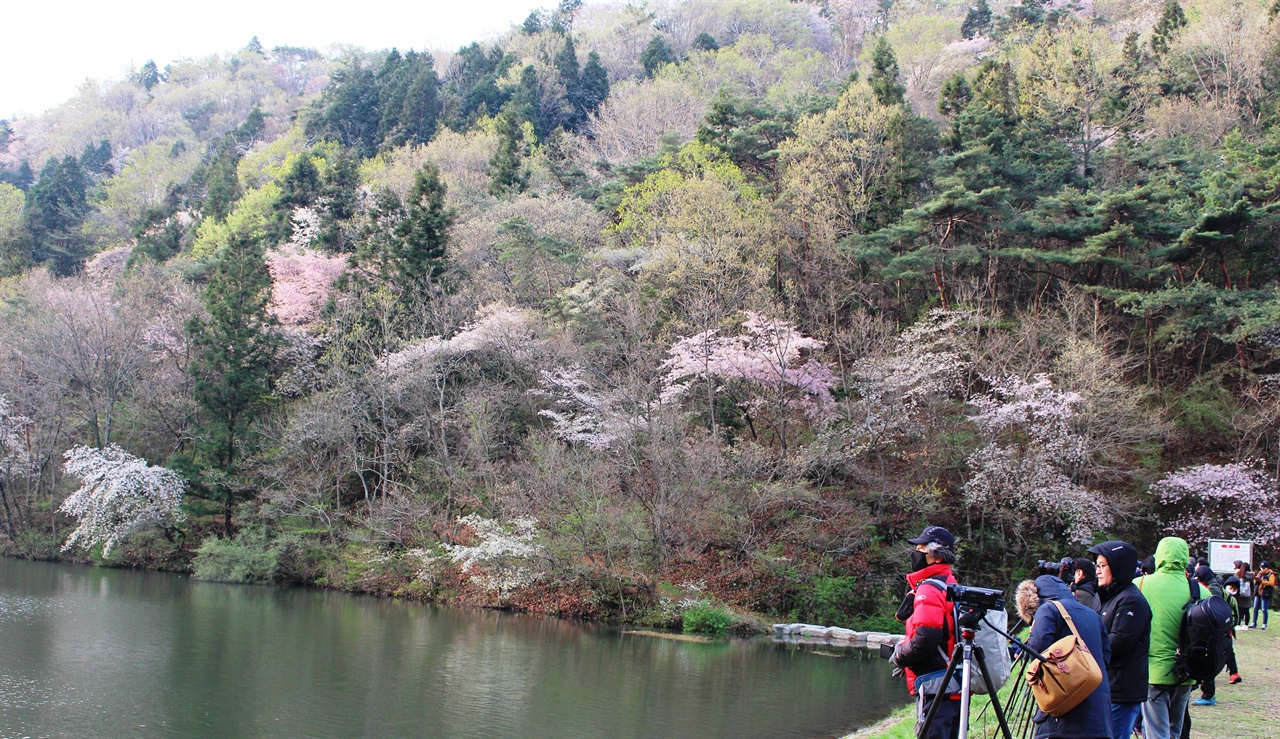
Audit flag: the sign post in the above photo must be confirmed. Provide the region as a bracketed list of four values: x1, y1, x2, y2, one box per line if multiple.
[1208, 540, 1254, 574]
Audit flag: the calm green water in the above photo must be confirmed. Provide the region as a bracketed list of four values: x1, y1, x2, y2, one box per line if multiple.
[0, 557, 902, 738]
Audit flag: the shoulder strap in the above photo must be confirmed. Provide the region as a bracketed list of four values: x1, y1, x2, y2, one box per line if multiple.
[920, 577, 947, 593]
[1188, 575, 1200, 603]
[1050, 600, 1086, 644]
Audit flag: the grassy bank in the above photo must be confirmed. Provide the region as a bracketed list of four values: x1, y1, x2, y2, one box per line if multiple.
[848, 621, 1280, 739]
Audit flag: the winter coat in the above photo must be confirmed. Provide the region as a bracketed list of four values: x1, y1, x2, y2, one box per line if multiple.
[1135, 537, 1209, 685]
[1024, 576, 1114, 739]
[892, 562, 957, 695]
[1073, 579, 1100, 612]
[1090, 540, 1151, 705]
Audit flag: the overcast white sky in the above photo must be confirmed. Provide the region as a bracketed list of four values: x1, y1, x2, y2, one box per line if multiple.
[0, 0, 549, 119]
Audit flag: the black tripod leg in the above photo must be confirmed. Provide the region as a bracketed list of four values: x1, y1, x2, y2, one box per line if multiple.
[918, 644, 963, 739]
[972, 646, 1015, 739]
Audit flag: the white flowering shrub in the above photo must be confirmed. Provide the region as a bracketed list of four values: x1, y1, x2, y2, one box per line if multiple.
[0, 395, 36, 479]
[442, 514, 544, 595]
[533, 364, 650, 450]
[59, 445, 186, 557]
[964, 374, 1107, 544]
[1149, 461, 1280, 547]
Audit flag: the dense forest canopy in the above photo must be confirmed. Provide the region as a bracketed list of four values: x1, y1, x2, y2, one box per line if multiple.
[1, 0, 1278, 630]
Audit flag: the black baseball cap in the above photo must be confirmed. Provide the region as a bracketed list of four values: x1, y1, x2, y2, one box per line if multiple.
[908, 525, 955, 548]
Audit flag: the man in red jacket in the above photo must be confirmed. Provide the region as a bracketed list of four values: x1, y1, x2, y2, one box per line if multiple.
[890, 525, 960, 739]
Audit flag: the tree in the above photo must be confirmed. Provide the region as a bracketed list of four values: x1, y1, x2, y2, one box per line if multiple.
[136, 60, 161, 91]
[961, 0, 993, 39]
[1151, 0, 1188, 56]
[1150, 461, 1280, 547]
[641, 35, 677, 77]
[692, 33, 720, 52]
[0, 396, 36, 538]
[488, 113, 530, 197]
[187, 233, 280, 534]
[25, 156, 90, 275]
[868, 37, 906, 107]
[59, 445, 186, 557]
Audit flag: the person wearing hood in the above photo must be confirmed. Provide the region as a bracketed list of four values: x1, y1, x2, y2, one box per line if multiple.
[1071, 558, 1101, 612]
[1192, 565, 1240, 705]
[1135, 536, 1209, 739]
[890, 526, 960, 739]
[1089, 540, 1151, 739]
[1016, 575, 1113, 739]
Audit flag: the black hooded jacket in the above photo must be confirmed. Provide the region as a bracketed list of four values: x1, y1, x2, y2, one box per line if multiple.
[1089, 540, 1152, 704]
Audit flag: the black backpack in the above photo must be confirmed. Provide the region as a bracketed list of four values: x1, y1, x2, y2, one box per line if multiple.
[1174, 576, 1234, 683]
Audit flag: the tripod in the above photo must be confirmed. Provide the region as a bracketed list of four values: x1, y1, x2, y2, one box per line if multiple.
[918, 607, 1015, 739]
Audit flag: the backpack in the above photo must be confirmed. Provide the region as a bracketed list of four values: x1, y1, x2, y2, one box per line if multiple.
[1174, 576, 1234, 683]
[920, 579, 1012, 695]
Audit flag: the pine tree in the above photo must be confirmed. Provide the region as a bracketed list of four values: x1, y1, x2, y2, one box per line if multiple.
[869, 37, 907, 107]
[577, 52, 610, 120]
[187, 232, 280, 534]
[961, 0, 993, 39]
[1151, 0, 1188, 56]
[489, 113, 529, 197]
[25, 156, 90, 275]
[692, 33, 720, 52]
[136, 60, 161, 91]
[389, 163, 452, 290]
[641, 35, 676, 77]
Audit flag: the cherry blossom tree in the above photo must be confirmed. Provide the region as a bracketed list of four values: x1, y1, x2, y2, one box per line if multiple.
[265, 246, 347, 328]
[661, 311, 838, 451]
[1149, 461, 1280, 547]
[0, 396, 36, 537]
[439, 513, 543, 597]
[59, 445, 186, 556]
[964, 374, 1108, 544]
[534, 363, 651, 450]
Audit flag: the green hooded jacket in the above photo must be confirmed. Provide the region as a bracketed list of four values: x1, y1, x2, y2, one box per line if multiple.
[1135, 537, 1210, 685]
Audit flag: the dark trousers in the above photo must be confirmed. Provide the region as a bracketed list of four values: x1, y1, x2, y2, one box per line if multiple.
[919, 694, 961, 739]
[1199, 636, 1239, 699]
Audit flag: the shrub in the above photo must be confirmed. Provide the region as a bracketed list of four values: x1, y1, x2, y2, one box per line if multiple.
[682, 602, 735, 635]
[193, 534, 279, 583]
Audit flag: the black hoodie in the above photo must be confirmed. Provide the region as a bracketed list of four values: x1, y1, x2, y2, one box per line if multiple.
[1089, 540, 1152, 704]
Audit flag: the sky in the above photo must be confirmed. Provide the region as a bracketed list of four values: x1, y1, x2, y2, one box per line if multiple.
[0, 0, 549, 119]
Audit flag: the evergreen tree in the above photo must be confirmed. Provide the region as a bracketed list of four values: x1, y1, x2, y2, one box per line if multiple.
[641, 35, 676, 77]
[489, 113, 530, 197]
[79, 140, 113, 177]
[25, 156, 90, 275]
[961, 0, 993, 39]
[187, 233, 280, 534]
[692, 33, 720, 52]
[316, 151, 360, 251]
[577, 52, 610, 120]
[308, 60, 381, 157]
[202, 144, 241, 221]
[136, 60, 161, 91]
[869, 37, 906, 107]
[1151, 0, 1187, 56]
[387, 164, 452, 290]
[939, 73, 973, 118]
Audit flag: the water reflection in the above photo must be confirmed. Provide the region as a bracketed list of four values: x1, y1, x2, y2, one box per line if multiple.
[0, 558, 903, 738]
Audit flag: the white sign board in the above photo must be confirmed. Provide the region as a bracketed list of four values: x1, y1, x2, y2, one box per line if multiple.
[1208, 540, 1253, 574]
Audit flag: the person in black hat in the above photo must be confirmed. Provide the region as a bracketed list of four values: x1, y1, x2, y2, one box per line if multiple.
[890, 525, 961, 739]
[1088, 540, 1151, 739]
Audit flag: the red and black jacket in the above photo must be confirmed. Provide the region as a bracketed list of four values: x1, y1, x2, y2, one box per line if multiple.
[897, 563, 957, 695]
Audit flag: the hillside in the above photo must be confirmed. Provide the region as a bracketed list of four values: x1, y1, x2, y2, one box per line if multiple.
[0, 0, 1278, 631]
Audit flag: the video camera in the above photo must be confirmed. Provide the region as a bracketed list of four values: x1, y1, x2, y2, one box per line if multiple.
[946, 583, 1005, 611]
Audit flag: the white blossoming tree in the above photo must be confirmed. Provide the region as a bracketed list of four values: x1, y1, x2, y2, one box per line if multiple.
[963, 374, 1108, 544]
[59, 445, 186, 556]
[0, 396, 37, 537]
[1149, 461, 1280, 547]
[441, 514, 543, 597]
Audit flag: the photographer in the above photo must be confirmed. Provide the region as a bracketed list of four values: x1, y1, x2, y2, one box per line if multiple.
[1017, 574, 1112, 739]
[890, 526, 960, 739]
[1089, 540, 1151, 739]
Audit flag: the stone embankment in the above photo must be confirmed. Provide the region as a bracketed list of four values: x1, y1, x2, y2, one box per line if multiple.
[771, 623, 904, 647]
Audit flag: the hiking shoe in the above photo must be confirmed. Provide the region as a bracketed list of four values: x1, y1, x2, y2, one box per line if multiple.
[1229, 673, 1242, 684]
[1193, 697, 1216, 706]
[1264, 624, 1269, 630]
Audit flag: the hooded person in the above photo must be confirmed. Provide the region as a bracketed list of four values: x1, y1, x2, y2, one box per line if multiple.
[1071, 558, 1100, 612]
[1016, 575, 1113, 739]
[1192, 565, 1239, 705]
[1088, 540, 1151, 739]
[889, 525, 960, 739]
[1135, 537, 1209, 739]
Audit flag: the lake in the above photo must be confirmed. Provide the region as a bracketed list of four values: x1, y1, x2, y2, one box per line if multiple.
[0, 557, 903, 738]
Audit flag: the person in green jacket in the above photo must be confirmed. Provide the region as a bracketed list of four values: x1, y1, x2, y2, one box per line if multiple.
[1135, 537, 1210, 739]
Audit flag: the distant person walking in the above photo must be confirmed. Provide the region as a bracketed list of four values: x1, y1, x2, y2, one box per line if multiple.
[1136, 537, 1208, 739]
[1252, 561, 1275, 630]
[1233, 561, 1253, 629]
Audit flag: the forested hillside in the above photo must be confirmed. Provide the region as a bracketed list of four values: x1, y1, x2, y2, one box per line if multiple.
[1, 0, 1278, 630]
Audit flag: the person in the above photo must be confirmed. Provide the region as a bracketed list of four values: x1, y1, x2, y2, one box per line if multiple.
[890, 525, 960, 739]
[1017, 574, 1112, 739]
[1251, 561, 1275, 630]
[1234, 561, 1253, 630]
[1089, 540, 1151, 739]
[1071, 558, 1101, 612]
[1136, 536, 1209, 739]
[1191, 565, 1239, 705]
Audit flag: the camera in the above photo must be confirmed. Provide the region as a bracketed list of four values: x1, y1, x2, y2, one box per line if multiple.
[1037, 558, 1074, 579]
[945, 583, 1005, 611]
